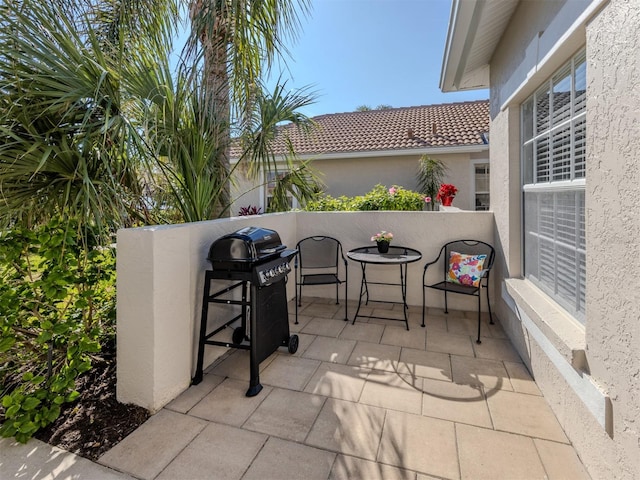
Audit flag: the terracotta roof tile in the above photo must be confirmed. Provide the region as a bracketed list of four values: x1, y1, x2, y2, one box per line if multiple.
[232, 100, 489, 158]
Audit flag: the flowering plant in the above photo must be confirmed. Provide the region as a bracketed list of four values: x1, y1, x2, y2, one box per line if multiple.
[371, 230, 393, 243]
[238, 205, 262, 216]
[436, 184, 458, 202]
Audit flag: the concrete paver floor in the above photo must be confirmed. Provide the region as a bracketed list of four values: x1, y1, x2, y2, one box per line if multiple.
[2, 298, 591, 480]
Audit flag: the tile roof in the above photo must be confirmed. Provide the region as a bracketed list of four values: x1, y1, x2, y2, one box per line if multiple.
[234, 100, 489, 158]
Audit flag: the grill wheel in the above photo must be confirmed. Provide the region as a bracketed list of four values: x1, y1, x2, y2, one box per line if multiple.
[232, 326, 245, 345]
[287, 334, 299, 354]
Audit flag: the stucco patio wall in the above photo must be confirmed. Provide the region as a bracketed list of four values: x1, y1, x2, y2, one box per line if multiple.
[293, 210, 494, 309]
[116, 210, 494, 412]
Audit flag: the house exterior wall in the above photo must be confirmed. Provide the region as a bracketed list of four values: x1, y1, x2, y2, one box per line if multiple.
[488, 0, 639, 478]
[313, 155, 421, 196]
[230, 150, 488, 214]
[230, 167, 262, 216]
[310, 153, 478, 207]
[585, 1, 640, 477]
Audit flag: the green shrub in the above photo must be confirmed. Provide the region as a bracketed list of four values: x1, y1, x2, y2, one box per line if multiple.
[305, 195, 355, 211]
[0, 220, 116, 443]
[305, 184, 427, 212]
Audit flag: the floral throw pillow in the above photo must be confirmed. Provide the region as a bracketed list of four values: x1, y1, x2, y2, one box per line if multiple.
[447, 251, 487, 287]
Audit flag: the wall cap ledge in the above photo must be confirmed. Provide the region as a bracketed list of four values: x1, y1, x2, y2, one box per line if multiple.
[504, 278, 587, 371]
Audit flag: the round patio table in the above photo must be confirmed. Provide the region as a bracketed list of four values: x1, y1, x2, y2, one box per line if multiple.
[347, 246, 422, 330]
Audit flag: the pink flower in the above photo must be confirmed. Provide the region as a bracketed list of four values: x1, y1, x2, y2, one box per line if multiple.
[371, 231, 393, 243]
[424, 196, 431, 203]
[388, 187, 397, 195]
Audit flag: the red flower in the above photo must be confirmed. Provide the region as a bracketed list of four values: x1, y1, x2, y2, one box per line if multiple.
[436, 184, 458, 202]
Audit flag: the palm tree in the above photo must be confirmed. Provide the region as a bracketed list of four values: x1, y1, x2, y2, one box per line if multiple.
[0, 0, 182, 443]
[139, 56, 321, 221]
[0, 0, 319, 228]
[186, 0, 312, 216]
[0, 0, 181, 237]
[417, 155, 448, 211]
[235, 79, 322, 213]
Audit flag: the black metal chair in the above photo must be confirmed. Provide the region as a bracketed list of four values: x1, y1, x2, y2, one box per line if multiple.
[421, 240, 495, 343]
[295, 236, 348, 323]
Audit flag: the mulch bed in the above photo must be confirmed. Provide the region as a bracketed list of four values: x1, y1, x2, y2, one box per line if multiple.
[34, 340, 150, 462]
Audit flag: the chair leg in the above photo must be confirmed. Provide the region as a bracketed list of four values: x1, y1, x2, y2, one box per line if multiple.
[335, 283, 339, 305]
[476, 293, 482, 344]
[485, 284, 494, 324]
[421, 285, 426, 328]
[343, 281, 348, 321]
[444, 290, 449, 314]
[295, 276, 301, 324]
[294, 284, 299, 325]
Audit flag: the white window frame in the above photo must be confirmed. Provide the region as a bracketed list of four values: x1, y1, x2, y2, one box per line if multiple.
[263, 170, 297, 212]
[471, 159, 490, 211]
[521, 48, 586, 324]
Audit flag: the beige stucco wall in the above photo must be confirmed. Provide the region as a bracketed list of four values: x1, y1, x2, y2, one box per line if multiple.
[488, 0, 639, 478]
[310, 152, 483, 211]
[229, 149, 489, 214]
[230, 166, 262, 216]
[585, 0, 640, 476]
[116, 210, 494, 412]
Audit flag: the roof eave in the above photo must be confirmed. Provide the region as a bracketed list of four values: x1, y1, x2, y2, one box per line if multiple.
[440, 0, 482, 92]
[440, 0, 518, 93]
[229, 144, 489, 164]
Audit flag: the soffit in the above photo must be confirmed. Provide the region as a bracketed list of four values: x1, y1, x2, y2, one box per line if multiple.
[440, 0, 519, 92]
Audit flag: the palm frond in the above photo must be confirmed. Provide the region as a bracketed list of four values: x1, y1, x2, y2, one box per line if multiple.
[239, 78, 317, 178]
[267, 161, 323, 212]
[0, 0, 181, 234]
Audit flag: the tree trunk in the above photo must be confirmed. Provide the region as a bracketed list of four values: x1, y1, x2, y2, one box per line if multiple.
[191, 0, 231, 218]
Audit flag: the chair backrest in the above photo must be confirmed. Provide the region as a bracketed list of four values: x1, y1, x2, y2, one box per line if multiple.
[296, 236, 342, 270]
[440, 240, 495, 279]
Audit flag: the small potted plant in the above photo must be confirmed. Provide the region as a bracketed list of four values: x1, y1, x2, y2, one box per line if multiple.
[371, 230, 393, 253]
[436, 184, 458, 206]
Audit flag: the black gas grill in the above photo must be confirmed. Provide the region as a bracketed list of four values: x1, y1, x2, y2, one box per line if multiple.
[193, 227, 299, 396]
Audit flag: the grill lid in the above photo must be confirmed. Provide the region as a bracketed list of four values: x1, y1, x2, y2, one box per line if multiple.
[208, 226, 286, 267]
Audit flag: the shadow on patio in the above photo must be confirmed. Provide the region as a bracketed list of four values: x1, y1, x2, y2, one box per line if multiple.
[96, 297, 590, 480]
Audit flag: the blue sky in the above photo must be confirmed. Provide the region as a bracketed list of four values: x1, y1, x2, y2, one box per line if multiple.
[265, 0, 488, 117]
